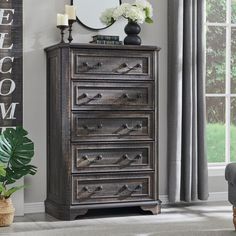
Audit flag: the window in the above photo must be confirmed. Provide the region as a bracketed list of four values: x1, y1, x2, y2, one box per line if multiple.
[206, 0, 236, 164]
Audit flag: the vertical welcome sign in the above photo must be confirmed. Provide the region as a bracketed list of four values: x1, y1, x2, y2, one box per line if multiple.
[0, 0, 22, 127]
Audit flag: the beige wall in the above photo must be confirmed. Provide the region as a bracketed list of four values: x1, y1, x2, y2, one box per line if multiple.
[23, 0, 226, 203]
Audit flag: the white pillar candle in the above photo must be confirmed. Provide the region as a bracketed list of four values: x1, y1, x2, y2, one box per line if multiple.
[61, 14, 69, 26]
[65, 5, 76, 20]
[57, 14, 68, 26]
[57, 14, 63, 26]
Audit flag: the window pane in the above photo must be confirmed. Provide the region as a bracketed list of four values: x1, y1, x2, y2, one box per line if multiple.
[206, 97, 225, 163]
[206, 0, 226, 23]
[206, 26, 226, 94]
[231, 28, 236, 93]
[232, 0, 236, 23]
[231, 98, 236, 161]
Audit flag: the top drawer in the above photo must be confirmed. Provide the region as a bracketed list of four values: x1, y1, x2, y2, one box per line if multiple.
[71, 49, 154, 80]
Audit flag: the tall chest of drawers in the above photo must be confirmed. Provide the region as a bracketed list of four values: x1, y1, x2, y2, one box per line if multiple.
[45, 44, 161, 220]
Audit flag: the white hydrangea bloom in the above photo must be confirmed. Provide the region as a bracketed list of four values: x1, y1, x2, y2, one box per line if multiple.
[100, 7, 115, 25]
[135, 0, 153, 18]
[113, 8, 123, 20]
[113, 3, 131, 20]
[120, 3, 132, 12]
[100, 0, 153, 25]
[124, 6, 146, 24]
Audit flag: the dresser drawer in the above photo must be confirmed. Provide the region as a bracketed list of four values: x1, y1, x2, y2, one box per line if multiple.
[72, 173, 155, 205]
[71, 111, 154, 142]
[71, 49, 153, 80]
[71, 81, 154, 111]
[71, 143, 155, 173]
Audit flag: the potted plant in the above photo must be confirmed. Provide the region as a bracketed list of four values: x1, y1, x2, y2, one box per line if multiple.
[0, 127, 37, 227]
[100, 0, 153, 45]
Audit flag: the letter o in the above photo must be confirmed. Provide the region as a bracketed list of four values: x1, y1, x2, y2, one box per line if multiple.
[0, 79, 16, 96]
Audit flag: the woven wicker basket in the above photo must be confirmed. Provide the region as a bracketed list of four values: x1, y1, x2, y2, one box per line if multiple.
[0, 198, 15, 227]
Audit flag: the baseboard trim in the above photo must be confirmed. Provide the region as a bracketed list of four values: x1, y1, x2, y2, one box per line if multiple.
[159, 191, 228, 205]
[24, 202, 45, 214]
[23, 192, 228, 214]
[208, 191, 228, 202]
[159, 195, 169, 205]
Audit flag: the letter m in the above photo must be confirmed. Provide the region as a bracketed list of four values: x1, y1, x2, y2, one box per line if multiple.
[0, 103, 18, 119]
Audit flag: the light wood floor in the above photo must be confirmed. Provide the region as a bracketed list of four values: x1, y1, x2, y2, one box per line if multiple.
[0, 201, 234, 236]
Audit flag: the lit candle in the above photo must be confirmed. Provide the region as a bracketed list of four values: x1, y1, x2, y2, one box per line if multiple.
[65, 5, 76, 20]
[57, 14, 69, 26]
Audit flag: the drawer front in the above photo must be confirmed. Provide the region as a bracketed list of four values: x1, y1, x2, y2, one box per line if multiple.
[72, 143, 155, 173]
[71, 112, 154, 142]
[71, 81, 154, 111]
[71, 49, 153, 80]
[72, 173, 155, 204]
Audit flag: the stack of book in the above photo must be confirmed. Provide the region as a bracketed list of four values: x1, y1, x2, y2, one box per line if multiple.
[90, 35, 122, 45]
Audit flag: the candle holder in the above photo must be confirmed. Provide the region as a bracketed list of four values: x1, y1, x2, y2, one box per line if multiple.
[68, 19, 76, 43]
[57, 25, 69, 43]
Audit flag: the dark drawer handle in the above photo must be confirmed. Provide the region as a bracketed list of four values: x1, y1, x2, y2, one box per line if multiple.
[82, 155, 103, 164]
[122, 154, 143, 162]
[115, 63, 142, 74]
[122, 184, 143, 193]
[122, 123, 142, 131]
[82, 123, 103, 132]
[80, 93, 103, 101]
[83, 186, 103, 194]
[122, 93, 142, 100]
[82, 62, 103, 71]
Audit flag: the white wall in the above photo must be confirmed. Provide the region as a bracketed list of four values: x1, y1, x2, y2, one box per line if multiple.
[23, 0, 226, 204]
[23, 0, 167, 203]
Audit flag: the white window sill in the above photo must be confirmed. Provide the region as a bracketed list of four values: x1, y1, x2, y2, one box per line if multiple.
[208, 165, 226, 177]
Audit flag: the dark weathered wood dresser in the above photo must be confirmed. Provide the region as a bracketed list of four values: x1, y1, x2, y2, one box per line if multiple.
[45, 43, 161, 220]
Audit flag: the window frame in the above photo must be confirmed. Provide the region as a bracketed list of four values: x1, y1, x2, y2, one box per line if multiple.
[205, 0, 236, 167]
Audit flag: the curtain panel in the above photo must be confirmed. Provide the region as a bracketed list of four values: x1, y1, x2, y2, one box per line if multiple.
[168, 0, 209, 203]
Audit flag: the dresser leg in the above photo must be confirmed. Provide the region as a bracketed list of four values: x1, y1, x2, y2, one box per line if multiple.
[141, 205, 161, 215]
[70, 209, 88, 220]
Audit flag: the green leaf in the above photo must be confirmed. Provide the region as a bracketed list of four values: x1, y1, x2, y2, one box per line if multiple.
[0, 183, 5, 194]
[145, 17, 153, 24]
[0, 165, 6, 177]
[0, 127, 37, 187]
[5, 165, 37, 185]
[4, 185, 25, 198]
[0, 127, 35, 168]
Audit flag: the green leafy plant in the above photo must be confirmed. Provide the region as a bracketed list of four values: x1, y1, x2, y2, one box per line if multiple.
[0, 127, 37, 200]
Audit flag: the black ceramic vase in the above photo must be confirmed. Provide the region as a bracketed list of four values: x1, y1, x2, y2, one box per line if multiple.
[124, 21, 141, 45]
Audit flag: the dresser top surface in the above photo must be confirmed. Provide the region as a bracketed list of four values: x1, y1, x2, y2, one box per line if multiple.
[45, 43, 161, 52]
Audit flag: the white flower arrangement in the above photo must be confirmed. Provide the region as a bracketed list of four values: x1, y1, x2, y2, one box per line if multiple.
[100, 0, 153, 25]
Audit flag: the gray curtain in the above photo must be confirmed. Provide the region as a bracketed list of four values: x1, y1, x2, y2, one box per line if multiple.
[168, 0, 209, 203]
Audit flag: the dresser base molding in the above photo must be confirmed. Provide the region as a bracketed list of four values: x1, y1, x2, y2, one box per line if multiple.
[45, 199, 161, 220]
[45, 200, 88, 221]
[141, 204, 161, 215]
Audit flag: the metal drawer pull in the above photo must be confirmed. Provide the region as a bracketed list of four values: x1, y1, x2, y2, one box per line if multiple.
[80, 93, 103, 100]
[122, 93, 142, 100]
[82, 123, 103, 132]
[83, 186, 103, 194]
[120, 63, 128, 68]
[82, 155, 103, 164]
[122, 123, 142, 131]
[136, 154, 143, 159]
[82, 62, 103, 70]
[122, 184, 143, 193]
[122, 154, 143, 162]
[115, 63, 142, 74]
